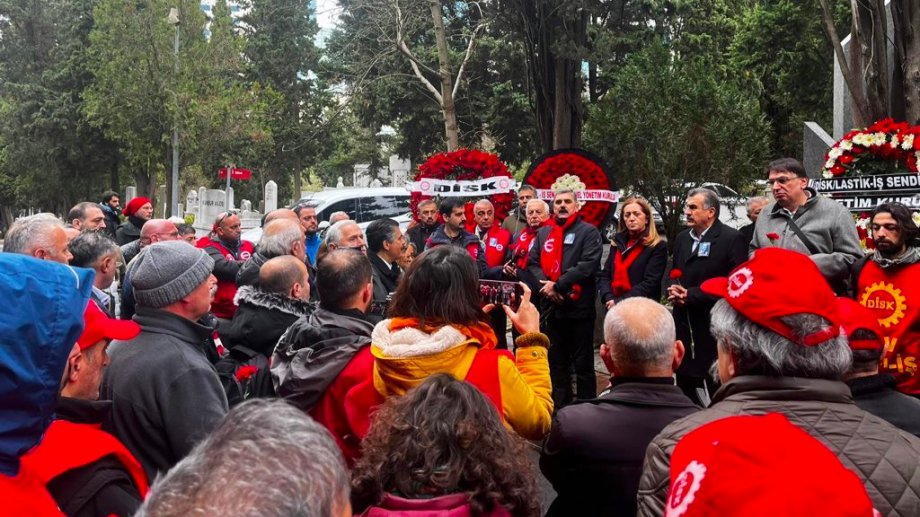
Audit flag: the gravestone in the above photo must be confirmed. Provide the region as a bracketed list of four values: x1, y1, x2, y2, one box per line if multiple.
[125, 186, 137, 203]
[264, 181, 278, 213]
[803, 122, 836, 179]
[195, 188, 228, 231]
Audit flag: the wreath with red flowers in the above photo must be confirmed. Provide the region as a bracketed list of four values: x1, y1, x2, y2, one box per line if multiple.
[822, 118, 920, 178]
[524, 148, 616, 227]
[410, 149, 514, 222]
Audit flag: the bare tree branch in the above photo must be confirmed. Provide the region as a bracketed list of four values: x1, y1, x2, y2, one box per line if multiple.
[452, 21, 486, 98]
[818, 0, 870, 125]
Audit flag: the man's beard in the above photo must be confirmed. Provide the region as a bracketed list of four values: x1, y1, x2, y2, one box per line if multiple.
[875, 240, 903, 257]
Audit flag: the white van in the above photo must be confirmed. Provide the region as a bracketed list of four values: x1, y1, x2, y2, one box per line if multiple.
[241, 187, 412, 243]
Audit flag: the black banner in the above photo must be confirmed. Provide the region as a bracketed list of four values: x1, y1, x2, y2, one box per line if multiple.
[810, 173, 920, 213]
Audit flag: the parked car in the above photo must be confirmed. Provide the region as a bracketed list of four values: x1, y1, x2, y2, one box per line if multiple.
[241, 187, 412, 243]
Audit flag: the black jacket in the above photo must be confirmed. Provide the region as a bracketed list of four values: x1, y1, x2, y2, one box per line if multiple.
[739, 222, 755, 246]
[527, 216, 603, 319]
[425, 225, 488, 277]
[235, 251, 269, 288]
[670, 221, 747, 377]
[597, 233, 667, 304]
[848, 373, 920, 438]
[44, 398, 143, 517]
[541, 378, 699, 517]
[221, 285, 315, 357]
[115, 218, 142, 246]
[101, 204, 120, 240]
[369, 252, 401, 302]
[406, 223, 438, 254]
[272, 307, 375, 411]
[102, 307, 229, 480]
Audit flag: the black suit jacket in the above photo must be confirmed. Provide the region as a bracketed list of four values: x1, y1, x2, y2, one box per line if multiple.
[597, 233, 667, 304]
[540, 379, 699, 517]
[670, 220, 747, 377]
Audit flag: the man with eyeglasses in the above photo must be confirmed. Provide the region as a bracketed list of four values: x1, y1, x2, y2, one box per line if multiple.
[750, 157, 861, 292]
[852, 202, 920, 397]
[119, 219, 181, 319]
[196, 212, 254, 322]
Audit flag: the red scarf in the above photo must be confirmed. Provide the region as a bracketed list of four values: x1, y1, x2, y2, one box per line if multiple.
[540, 215, 579, 281]
[611, 241, 645, 297]
[512, 224, 542, 269]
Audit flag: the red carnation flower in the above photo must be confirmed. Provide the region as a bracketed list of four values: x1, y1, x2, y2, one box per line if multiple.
[766, 232, 780, 242]
[236, 365, 259, 382]
[669, 269, 683, 280]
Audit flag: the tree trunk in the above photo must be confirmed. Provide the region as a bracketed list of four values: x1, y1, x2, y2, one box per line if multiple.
[429, 0, 459, 151]
[849, 0, 890, 125]
[893, 1, 920, 124]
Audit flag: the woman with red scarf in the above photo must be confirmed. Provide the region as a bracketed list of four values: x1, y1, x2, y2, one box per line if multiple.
[598, 197, 667, 309]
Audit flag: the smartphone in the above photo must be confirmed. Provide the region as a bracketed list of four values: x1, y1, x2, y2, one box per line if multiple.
[478, 280, 523, 311]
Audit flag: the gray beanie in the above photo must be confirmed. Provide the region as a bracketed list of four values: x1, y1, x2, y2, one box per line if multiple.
[129, 241, 215, 308]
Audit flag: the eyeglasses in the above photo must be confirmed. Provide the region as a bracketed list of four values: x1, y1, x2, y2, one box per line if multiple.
[214, 212, 231, 228]
[766, 176, 802, 186]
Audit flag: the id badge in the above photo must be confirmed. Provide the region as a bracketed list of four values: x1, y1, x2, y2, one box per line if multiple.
[698, 242, 711, 257]
[489, 237, 498, 247]
[564, 233, 576, 245]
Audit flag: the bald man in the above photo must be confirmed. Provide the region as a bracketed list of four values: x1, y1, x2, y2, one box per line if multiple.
[237, 218, 307, 289]
[222, 255, 314, 369]
[474, 198, 513, 349]
[119, 219, 180, 320]
[263, 208, 300, 226]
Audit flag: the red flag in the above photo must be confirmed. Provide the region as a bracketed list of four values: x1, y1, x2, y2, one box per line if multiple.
[218, 167, 252, 180]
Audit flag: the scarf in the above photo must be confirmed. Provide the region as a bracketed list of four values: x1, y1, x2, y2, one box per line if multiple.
[513, 224, 543, 269]
[539, 215, 579, 281]
[611, 240, 645, 297]
[872, 246, 920, 269]
[388, 317, 497, 350]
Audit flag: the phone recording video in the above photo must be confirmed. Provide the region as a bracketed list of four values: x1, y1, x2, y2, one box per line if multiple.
[478, 280, 523, 311]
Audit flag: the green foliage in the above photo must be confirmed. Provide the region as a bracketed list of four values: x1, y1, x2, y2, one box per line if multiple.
[585, 43, 770, 247]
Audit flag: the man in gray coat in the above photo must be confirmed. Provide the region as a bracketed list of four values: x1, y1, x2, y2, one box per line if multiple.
[637, 248, 920, 517]
[102, 241, 227, 480]
[749, 158, 861, 292]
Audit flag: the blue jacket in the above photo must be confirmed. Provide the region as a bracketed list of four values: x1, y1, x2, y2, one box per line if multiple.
[0, 254, 93, 476]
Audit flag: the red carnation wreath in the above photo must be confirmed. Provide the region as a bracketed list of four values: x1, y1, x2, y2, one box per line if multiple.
[524, 148, 617, 227]
[410, 149, 514, 222]
[822, 118, 920, 178]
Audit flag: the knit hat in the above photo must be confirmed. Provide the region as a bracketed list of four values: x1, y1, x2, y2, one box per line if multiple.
[129, 241, 214, 308]
[123, 196, 151, 217]
[665, 413, 877, 517]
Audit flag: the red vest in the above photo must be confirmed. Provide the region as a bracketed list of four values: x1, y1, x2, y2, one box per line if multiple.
[479, 226, 512, 268]
[314, 346, 511, 464]
[196, 236, 254, 319]
[857, 260, 920, 394]
[0, 467, 62, 516]
[21, 420, 149, 500]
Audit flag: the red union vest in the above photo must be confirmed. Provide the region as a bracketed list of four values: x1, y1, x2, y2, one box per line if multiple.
[857, 260, 920, 394]
[479, 226, 512, 268]
[196, 236, 254, 319]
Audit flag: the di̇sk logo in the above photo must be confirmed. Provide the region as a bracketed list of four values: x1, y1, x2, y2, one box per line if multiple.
[543, 238, 555, 253]
[665, 460, 707, 517]
[727, 267, 754, 298]
[860, 281, 907, 328]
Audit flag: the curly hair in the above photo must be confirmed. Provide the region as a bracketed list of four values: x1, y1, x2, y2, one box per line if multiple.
[351, 374, 541, 516]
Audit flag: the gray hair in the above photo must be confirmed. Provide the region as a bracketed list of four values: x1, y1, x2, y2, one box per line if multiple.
[604, 297, 675, 371]
[710, 299, 851, 380]
[328, 211, 350, 224]
[474, 199, 493, 210]
[526, 198, 550, 214]
[325, 220, 359, 247]
[5, 213, 63, 255]
[69, 231, 119, 269]
[745, 196, 769, 210]
[137, 399, 349, 517]
[259, 220, 303, 259]
[688, 187, 720, 217]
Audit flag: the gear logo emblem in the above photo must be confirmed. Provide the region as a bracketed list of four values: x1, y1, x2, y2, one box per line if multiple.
[860, 282, 907, 328]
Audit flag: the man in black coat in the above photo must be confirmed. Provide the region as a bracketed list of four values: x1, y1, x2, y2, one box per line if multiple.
[540, 297, 699, 516]
[667, 188, 747, 405]
[527, 189, 603, 407]
[406, 199, 440, 253]
[366, 218, 405, 309]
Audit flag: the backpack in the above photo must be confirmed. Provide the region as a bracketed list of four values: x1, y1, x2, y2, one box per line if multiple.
[214, 345, 276, 407]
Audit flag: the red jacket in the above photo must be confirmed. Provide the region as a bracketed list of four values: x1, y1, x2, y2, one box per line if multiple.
[22, 420, 149, 498]
[478, 226, 512, 268]
[196, 236, 254, 319]
[856, 260, 920, 394]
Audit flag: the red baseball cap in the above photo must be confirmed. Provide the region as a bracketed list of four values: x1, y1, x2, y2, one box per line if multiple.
[77, 302, 140, 350]
[837, 297, 885, 351]
[665, 413, 877, 517]
[700, 248, 842, 346]
[123, 196, 152, 217]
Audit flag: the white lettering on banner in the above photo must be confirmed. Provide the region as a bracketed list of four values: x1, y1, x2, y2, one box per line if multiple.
[405, 177, 517, 197]
[536, 188, 619, 203]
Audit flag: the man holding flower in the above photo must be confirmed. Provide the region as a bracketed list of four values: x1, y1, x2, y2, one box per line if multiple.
[667, 188, 747, 405]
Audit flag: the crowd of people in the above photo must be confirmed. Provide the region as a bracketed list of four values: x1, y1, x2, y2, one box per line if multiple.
[2, 155, 920, 516]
